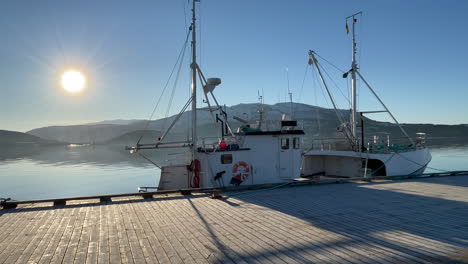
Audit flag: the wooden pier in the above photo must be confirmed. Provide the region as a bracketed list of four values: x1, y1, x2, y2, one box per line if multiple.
[1, 175, 468, 263]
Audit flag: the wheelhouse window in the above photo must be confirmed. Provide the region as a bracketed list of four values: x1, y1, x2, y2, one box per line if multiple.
[281, 138, 289, 150]
[293, 137, 300, 149]
[221, 154, 233, 164]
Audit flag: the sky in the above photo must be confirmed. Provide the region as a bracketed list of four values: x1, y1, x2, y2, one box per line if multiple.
[1, 0, 468, 132]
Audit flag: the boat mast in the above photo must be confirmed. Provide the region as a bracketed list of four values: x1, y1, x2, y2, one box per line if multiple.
[191, 0, 198, 156]
[348, 12, 362, 141]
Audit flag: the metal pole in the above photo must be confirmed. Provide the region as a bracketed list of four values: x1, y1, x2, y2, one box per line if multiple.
[350, 13, 358, 141]
[360, 112, 365, 152]
[191, 0, 198, 156]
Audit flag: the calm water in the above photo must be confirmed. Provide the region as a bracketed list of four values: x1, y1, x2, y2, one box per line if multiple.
[1, 144, 467, 200]
[0, 145, 189, 200]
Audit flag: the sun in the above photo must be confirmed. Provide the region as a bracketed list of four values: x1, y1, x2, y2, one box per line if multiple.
[61, 70, 86, 93]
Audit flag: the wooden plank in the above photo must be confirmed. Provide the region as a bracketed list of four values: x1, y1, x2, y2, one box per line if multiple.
[6, 209, 56, 264]
[0, 209, 43, 260]
[73, 205, 92, 264]
[97, 203, 110, 264]
[85, 205, 100, 264]
[0, 208, 30, 244]
[142, 200, 185, 264]
[113, 202, 134, 264]
[173, 197, 281, 264]
[107, 203, 122, 264]
[38, 207, 76, 264]
[241, 182, 464, 264]
[249, 189, 430, 263]
[199, 197, 327, 263]
[50, 207, 80, 264]
[119, 202, 146, 264]
[241, 193, 409, 263]
[125, 201, 164, 264]
[62, 205, 87, 264]
[15, 208, 70, 264]
[155, 198, 213, 264]
[25, 208, 68, 264]
[136, 199, 177, 264]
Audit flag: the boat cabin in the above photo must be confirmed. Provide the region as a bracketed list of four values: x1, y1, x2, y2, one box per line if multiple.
[158, 129, 304, 190]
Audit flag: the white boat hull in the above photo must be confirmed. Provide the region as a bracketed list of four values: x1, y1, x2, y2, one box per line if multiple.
[158, 131, 305, 189]
[303, 148, 432, 177]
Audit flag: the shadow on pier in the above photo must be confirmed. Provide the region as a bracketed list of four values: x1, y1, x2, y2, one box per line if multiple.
[219, 176, 468, 263]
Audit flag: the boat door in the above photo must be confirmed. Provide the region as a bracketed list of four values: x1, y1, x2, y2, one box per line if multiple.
[279, 136, 292, 178]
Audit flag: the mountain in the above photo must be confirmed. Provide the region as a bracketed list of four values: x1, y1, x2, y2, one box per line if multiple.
[0, 130, 60, 145]
[85, 119, 145, 126]
[27, 124, 139, 144]
[22, 102, 468, 146]
[0, 130, 65, 160]
[105, 130, 163, 145]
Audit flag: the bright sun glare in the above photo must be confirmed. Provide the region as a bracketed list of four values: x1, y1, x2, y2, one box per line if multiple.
[61, 70, 86, 93]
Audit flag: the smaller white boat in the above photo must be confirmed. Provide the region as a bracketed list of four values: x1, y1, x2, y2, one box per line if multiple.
[302, 12, 432, 178]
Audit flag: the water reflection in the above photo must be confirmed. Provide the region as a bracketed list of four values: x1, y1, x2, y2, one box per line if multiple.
[425, 144, 468, 172]
[0, 144, 190, 200]
[0, 144, 190, 167]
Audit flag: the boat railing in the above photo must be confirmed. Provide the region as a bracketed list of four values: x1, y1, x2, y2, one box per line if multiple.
[200, 136, 239, 152]
[308, 134, 427, 154]
[308, 138, 354, 152]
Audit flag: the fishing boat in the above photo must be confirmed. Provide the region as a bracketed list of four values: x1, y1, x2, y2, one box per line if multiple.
[127, 0, 304, 189]
[302, 12, 432, 178]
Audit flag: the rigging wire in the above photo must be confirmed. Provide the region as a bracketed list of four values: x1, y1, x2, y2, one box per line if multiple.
[297, 63, 310, 101]
[314, 52, 346, 73]
[159, 97, 193, 143]
[135, 30, 191, 144]
[311, 65, 322, 138]
[315, 61, 349, 125]
[318, 61, 352, 107]
[312, 64, 331, 111]
[138, 152, 161, 169]
[162, 35, 189, 130]
[182, 0, 188, 29]
[200, 2, 203, 68]
[293, 63, 311, 117]
[358, 12, 363, 71]
[312, 58, 355, 146]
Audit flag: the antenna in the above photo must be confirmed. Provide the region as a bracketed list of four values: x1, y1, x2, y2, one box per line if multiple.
[257, 90, 264, 130]
[286, 67, 293, 119]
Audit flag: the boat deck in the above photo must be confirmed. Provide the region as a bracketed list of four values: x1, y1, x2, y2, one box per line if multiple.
[1, 176, 468, 263]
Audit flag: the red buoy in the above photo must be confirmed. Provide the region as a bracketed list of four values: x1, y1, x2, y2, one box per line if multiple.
[219, 140, 227, 149]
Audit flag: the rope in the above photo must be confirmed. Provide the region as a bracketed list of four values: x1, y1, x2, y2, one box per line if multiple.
[394, 152, 453, 173]
[225, 182, 292, 198]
